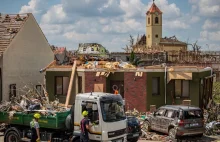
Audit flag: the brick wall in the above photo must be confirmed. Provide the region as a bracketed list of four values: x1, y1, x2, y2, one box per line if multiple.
[124, 72, 147, 112]
[85, 72, 106, 93]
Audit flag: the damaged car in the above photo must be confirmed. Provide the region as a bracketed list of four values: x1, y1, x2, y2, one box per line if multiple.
[143, 105, 204, 139]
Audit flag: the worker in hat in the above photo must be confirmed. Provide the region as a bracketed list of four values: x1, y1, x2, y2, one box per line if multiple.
[80, 110, 93, 142]
[30, 113, 41, 142]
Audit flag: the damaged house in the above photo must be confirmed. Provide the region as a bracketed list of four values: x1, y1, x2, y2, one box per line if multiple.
[0, 13, 54, 101]
[44, 59, 213, 112]
[76, 43, 110, 58]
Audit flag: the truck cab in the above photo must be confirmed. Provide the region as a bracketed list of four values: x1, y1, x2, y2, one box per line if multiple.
[73, 92, 127, 142]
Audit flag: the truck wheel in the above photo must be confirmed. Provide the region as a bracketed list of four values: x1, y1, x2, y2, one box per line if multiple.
[4, 131, 20, 142]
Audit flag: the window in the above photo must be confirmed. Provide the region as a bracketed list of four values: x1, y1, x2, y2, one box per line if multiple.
[155, 109, 165, 116]
[78, 76, 82, 93]
[174, 80, 190, 98]
[83, 48, 86, 51]
[91, 48, 94, 51]
[82, 102, 99, 123]
[152, 77, 160, 95]
[155, 17, 159, 24]
[55, 77, 70, 95]
[155, 34, 158, 38]
[165, 110, 174, 118]
[148, 17, 150, 24]
[36, 85, 42, 95]
[9, 84, 16, 98]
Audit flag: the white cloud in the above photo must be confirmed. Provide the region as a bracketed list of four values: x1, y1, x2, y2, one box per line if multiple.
[41, 4, 69, 24]
[202, 19, 220, 30]
[189, 0, 220, 17]
[189, 16, 200, 23]
[119, 0, 145, 18]
[200, 30, 220, 41]
[164, 20, 190, 30]
[19, 0, 47, 14]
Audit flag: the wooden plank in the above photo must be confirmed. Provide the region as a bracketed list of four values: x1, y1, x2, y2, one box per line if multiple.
[65, 60, 77, 107]
[94, 84, 103, 92]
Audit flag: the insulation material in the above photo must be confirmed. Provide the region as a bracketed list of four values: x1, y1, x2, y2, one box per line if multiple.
[94, 84, 104, 92]
[167, 72, 192, 83]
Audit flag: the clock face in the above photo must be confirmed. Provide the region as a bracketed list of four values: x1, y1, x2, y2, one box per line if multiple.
[155, 12, 158, 16]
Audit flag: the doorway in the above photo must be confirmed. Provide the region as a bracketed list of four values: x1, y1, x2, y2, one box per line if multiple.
[110, 80, 124, 98]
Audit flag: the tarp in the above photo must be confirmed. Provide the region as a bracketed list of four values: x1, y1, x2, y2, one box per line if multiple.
[167, 72, 192, 83]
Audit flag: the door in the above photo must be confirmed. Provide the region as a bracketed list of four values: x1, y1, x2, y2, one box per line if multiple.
[161, 109, 175, 133]
[110, 81, 124, 98]
[151, 108, 166, 132]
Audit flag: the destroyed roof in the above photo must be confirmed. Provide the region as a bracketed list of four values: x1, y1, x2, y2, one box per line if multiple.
[146, 1, 162, 15]
[0, 13, 29, 55]
[160, 36, 187, 46]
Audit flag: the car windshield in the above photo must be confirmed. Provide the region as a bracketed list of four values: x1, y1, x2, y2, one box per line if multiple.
[100, 100, 126, 122]
[184, 110, 203, 119]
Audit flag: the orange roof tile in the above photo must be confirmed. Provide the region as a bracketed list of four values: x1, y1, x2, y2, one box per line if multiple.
[146, 2, 162, 15]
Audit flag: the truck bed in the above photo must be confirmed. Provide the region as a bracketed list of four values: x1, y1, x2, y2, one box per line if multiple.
[0, 111, 70, 129]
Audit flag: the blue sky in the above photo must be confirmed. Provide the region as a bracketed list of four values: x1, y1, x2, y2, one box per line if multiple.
[1, 0, 220, 51]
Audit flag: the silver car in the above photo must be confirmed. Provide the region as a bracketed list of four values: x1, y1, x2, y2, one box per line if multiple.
[144, 105, 204, 139]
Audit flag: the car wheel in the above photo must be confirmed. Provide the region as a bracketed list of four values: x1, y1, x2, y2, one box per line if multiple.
[168, 128, 177, 139]
[142, 121, 151, 132]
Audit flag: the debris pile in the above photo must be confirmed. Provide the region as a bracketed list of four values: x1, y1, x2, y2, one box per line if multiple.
[0, 85, 67, 119]
[126, 108, 168, 141]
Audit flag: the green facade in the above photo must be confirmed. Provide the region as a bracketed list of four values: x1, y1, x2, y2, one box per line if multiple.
[46, 71, 76, 104]
[146, 71, 211, 110]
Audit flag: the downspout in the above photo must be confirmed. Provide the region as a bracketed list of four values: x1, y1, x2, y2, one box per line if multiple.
[164, 65, 167, 104]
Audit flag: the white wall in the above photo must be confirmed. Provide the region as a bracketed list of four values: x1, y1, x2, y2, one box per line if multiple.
[2, 14, 54, 100]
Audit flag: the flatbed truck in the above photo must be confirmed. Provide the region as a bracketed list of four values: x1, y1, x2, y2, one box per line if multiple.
[0, 92, 127, 142]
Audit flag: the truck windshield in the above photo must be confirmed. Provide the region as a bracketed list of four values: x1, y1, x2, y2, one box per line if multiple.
[100, 100, 126, 122]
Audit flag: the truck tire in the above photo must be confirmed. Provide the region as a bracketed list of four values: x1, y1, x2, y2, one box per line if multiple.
[66, 114, 73, 130]
[4, 130, 20, 142]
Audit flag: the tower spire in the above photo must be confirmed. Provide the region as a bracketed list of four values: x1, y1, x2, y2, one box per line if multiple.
[153, 0, 155, 3]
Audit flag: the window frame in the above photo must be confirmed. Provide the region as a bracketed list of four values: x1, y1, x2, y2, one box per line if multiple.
[174, 80, 190, 98]
[152, 77, 160, 95]
[55, 76, 70, 96]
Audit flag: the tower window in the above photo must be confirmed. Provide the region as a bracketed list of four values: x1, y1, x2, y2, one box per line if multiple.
[148, 17, 150, 24]
[155, 34, 158, 38]
[155, 17, 159, 24]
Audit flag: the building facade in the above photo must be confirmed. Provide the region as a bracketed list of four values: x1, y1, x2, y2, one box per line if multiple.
[0, 13, 54, 100]
[45, 66, 212, 112]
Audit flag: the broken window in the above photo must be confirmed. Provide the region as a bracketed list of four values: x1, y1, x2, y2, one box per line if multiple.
[152, 77, 160, 95]
[175, 80, 189, 98]
[9, 84, 16, 98]
[165, 110, 174, 118]
[155, 17, 159, 24]
[55, 77, 70, 95]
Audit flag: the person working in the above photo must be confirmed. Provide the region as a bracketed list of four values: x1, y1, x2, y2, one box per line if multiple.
[80, 111, 93, 142]
[30, 113, 41, 142]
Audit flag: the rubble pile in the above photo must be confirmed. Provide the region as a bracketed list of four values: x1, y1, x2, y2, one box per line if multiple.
[0, 85, 67, 119]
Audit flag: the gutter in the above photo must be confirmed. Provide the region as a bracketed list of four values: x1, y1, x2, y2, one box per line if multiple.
[164, 65, 167, 104]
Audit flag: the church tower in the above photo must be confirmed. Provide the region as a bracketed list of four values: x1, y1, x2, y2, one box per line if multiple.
[146, 0, 162, 49]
